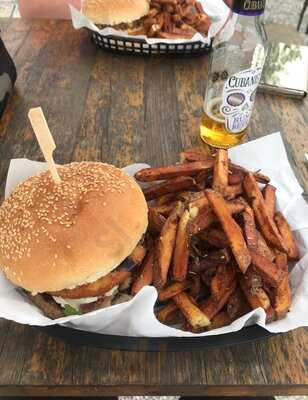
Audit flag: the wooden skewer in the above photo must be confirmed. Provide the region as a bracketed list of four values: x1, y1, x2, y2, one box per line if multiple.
[28, 107, 61, 184]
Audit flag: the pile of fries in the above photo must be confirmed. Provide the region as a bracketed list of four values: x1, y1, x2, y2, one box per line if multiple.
[130, 149, 299, 333]
[129, 0, 211, 39]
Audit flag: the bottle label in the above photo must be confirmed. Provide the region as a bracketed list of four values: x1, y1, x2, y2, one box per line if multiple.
[220, 68, 261, 134]
[225, 0, 265, 15]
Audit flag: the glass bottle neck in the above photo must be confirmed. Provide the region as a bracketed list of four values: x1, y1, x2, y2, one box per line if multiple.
[225, 0, 265, 16]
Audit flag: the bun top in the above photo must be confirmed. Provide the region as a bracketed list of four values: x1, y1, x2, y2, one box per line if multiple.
[82, 0, 150, 25]
[0, 162, 148, 294]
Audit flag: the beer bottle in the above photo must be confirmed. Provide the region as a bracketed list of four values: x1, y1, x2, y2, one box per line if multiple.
[200, 0, 268, 148]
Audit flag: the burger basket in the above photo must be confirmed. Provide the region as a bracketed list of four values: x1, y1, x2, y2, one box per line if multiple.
[88, 30, 212, 56]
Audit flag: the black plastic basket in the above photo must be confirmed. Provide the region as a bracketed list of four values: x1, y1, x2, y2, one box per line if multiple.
[89, 31, 212, 56]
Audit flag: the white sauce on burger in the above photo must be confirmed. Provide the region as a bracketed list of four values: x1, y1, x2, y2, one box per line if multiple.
[52, 285, 119, 310]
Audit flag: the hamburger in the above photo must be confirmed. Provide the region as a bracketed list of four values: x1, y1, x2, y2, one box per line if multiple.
[82, 0, 150, 31]
[0, 162, 148, 318]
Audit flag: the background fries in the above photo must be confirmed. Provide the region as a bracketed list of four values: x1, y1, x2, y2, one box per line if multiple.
[132, 147, 299, 333]
[127, 0, 211, 39]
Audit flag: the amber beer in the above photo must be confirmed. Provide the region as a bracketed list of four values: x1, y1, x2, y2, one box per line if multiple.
[200, 0, 267, 148]
[200, 97, 248, 149]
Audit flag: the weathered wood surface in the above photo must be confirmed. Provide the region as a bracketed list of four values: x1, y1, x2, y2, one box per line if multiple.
[0, 18, 307, 396]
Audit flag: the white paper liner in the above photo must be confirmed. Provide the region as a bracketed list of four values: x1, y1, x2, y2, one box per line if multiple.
[0, 132, 308, 337]
[69, 0, 229, 45]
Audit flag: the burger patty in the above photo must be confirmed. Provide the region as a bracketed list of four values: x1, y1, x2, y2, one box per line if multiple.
[49, 244, 146, 299]
[24, 291, 64, 319]
[25, 286, 134, 319]
[97, 20, 142, 31]
[24, 243, 146, 318]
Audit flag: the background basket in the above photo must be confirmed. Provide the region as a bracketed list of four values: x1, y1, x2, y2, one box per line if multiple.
[89, 31, 212, 56]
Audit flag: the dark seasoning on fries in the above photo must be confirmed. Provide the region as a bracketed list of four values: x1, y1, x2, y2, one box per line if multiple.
[133, 149, 299, 332]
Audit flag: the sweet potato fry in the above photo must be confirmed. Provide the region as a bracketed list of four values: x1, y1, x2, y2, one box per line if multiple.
[128, 26, 147, 36]
[156, 301, 179, 324]
[148, 208, 166, 233]
[198, 228, 229, 248]
[274, 211, 299, 260]
[200, 278, 237, 319]
[180, 150, 212, 162]
[157, 30, 195, 39]
[143, 176, 196, 201]
[249, 249, 284, 287]
[243, 172, 287, 252]
[51, 270, 131, 299]
[225, 199, 246, 214]
[188, 274, 202, 299]
[194, 171, 209, 191]
[273, 273, 291, 319]
[198, 249, 231, 271]
[158, 280, 192, 301]
[211, 264, 237, 300]
[173, 209, 190, 281]
[135, 160, 214, 182]
[207, 311, 232, 330]
[118, 244, 147, 271]
[272, 252, 291, 319]
[228, 171, 244, 185]
[177, 191, 204, 203]
[227, 288, 251, 320]
[189, 199, 245, 235]
[150, 203, 176, 217]
[205, 189, 251, 273]
[275, 251, 288, 272]
[156, 193, 176, 206]
[229, 162, 270, 184]
[263, 184, 276, 219]
[131, 251, 154, 295]
[155, 202, 184, 288]
[212, 149, 228, 194]
[266, 305, 276, 323]
[242, 207, 258, 251]
[256, 230, 275, 261]
[240, 275, 271, 310]
[129, 244, 147, 266]
[189, 205, 216, 234]
[188, 193, 209, 211]
[223, 183, 243, 199]
[173, 292, 211, 328]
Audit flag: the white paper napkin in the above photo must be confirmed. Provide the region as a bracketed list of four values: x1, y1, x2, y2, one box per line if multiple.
[0, 132, 308, 337]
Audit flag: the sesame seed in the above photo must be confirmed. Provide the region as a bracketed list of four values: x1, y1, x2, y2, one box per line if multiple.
[0, 162, 134, 264]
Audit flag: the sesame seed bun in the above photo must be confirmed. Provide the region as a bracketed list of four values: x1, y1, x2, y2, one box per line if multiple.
[82, 0, 150, 25]
[0, 162, 148, 294]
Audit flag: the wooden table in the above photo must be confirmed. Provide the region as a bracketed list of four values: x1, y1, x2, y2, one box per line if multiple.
[0, 18, 307, 397]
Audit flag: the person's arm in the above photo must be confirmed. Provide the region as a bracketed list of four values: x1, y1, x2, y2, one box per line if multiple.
[18, 0, 81, 20]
